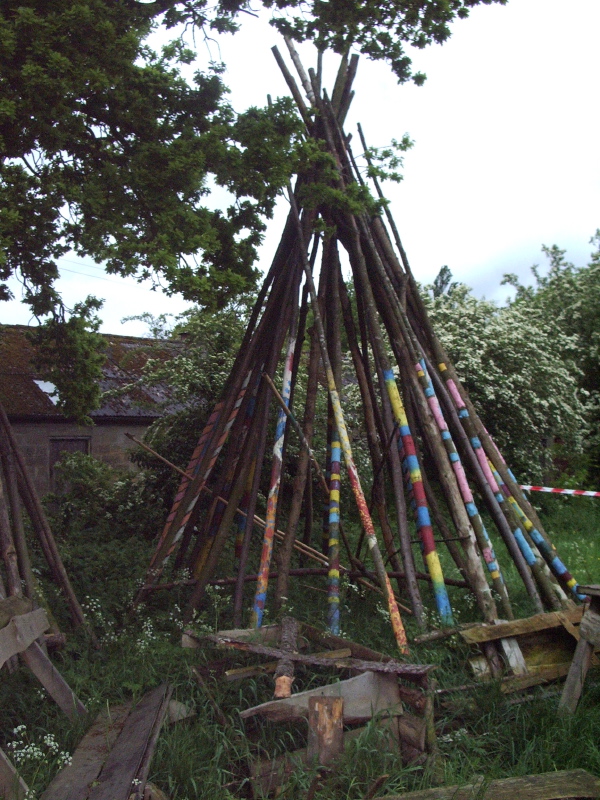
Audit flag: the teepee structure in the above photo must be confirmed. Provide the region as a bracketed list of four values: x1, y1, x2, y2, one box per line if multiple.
[134, 43, 581, 652]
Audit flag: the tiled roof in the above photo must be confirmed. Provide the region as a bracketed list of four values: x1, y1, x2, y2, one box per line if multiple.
[0, 324, 182, 422]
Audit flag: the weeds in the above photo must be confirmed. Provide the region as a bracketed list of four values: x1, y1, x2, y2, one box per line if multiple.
[2, 459, 599, 798]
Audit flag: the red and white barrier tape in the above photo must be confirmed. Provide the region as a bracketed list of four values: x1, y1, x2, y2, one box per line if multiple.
[521, 485, 600, 499]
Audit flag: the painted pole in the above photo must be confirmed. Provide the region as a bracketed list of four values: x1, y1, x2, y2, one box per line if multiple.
[252, 309, 299, 627]
[288, 182, 409, 654]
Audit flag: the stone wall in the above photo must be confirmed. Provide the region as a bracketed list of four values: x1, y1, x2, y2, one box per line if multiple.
[10, 421, 150, 497]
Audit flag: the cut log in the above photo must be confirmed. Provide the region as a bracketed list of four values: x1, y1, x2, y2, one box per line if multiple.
[250, 716, 400, 796]
[375, 768, 600, 799]
[240, 670, 401, 724]
[0, 608, 49, 667]
[274, 616, 299, 698]
[307, 696, 344, 765]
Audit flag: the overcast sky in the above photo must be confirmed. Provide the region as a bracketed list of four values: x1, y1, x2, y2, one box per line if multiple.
[3, 0, 599, 334]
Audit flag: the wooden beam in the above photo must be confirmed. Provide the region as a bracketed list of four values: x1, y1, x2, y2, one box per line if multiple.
[201, 633, 434, 682]
[558, 636, 595, 714]
[0, 746, 29, 800]
[87, 685, 171, 800]
[376, 769, 600, 799]
[240, 670, 401, 723]
[40, 704, 132, 800]
[0, 608, 49, 667]
[460, 608, 583, 645]
[224, 648, 352, 682]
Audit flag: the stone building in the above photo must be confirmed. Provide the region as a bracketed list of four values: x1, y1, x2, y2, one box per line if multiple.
[0, 324, 180, 497]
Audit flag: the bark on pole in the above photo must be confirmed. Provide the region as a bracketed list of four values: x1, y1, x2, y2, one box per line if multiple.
[0, 403, 88, 629]
[273, 615, 299, 698]
[286, 180, 409, 654]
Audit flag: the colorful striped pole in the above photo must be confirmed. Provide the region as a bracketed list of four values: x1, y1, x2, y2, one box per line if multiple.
[490, 464, 584, 601]
[252, 317, 299, 627]
[328, 430, 342, 634]
[288, 184, 409, 654]
[416, 359, 512, 619]
[382, 367, 454, 627]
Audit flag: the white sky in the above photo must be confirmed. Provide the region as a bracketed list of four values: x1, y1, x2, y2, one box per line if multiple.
[3, 0, 599, 334]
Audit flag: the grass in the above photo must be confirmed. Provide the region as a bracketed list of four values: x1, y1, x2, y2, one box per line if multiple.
[1, 480, 599, 799]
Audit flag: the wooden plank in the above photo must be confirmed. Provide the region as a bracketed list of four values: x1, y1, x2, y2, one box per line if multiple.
[300, 623, 393, 662]
[376, 768, 600, 799]
[558, 636, 595, 714]
[0, 746, 29, 800]
[130, 686, 173, 800]
[499, 637, 528, 676]
[224, 648, 352, 681]
[579, 606, 600, 648]
[0, 596, 33, 628]
[460, 609, 583, 645]
[0, 608, 50, 667]
[578, 585, 600, 598]
[40, 704, 132, 800]
[20, 641, 87, 721]
[87, 685, 170, 800]
[215, 625, 281, 644]
[202, 633, 434, 682]
[240, 670, 401, 723]
[500, 664, 570, 693]
[307, 697, 344, 765]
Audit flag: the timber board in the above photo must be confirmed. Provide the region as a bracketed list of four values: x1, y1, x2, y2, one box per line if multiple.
[377, 768, 600, 799]
[240, 670, 401, 723]
[0, 745, 29, 800]
[87, 685, 170, 800]
[40, 704, 132, 800]
[0, 608, 49, 667]
[460, 609, 583, 645]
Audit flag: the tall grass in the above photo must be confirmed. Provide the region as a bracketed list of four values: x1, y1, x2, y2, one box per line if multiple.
[2, 479, 598, 798]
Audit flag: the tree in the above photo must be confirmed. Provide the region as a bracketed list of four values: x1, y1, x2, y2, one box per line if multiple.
[425, 275, 586, 481]
[0, 0, 303, 315]
[503, 233, 600, 477]
[1, 0, 505, 418]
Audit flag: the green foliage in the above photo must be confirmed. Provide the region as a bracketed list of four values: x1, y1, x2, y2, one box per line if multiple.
[29, 297, 106, 423]
[503, 232, 600, 477]
[364, 134, 414, 183]
[425, 277, 586, 481]
[265, 0, 507, 83]
[48, 450, 167, 544]
[0, 0, 304, 315]
[5, 484, 599, 797]
[1, 0, 508, 421]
